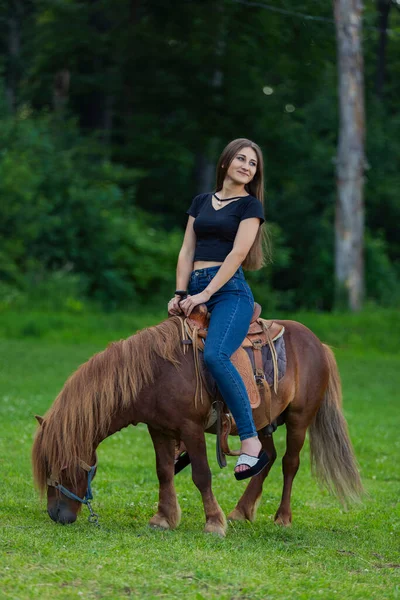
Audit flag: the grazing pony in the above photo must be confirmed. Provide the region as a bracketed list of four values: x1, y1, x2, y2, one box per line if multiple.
[32, 317, 362, 535]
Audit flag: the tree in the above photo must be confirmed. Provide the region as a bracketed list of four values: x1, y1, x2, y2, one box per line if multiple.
[375, 0, 400, 98]
[333, 0, 366, 311]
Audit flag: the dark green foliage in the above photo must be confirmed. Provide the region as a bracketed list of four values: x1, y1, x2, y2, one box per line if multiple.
[0, 0, 399, 309]
[0, 107, 181, 308]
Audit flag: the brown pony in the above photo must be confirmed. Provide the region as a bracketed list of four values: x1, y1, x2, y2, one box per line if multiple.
[32, 317, 363, 535]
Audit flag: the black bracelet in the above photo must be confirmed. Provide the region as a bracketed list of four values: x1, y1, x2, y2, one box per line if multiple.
[175, 290, 187, 297]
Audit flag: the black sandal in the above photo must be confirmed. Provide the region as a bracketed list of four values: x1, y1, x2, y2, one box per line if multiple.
[234, 450, 269, 481]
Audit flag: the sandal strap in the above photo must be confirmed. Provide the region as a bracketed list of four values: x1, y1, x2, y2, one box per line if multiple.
[235, 453, 260, 469]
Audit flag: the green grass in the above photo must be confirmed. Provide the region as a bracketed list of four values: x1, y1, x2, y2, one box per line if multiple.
[0, 309, 399, 599]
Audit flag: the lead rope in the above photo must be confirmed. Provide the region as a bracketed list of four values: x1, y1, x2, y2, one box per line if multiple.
[47, 461, 99, 525]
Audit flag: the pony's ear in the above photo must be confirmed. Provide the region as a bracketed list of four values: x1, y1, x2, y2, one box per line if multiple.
[35, 415, 44, 426]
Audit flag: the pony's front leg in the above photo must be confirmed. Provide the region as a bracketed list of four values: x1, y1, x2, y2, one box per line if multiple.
[228, 434, 277, 522]
[181, 425, 227, 537]
[148, 426, 181, 530]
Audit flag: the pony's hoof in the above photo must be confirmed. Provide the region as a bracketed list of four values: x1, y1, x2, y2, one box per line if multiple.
[274, 514, 292, 527]
[227, 508, 247, 522]
[149, 514, 170, 530]
[204, 519, 227, 537]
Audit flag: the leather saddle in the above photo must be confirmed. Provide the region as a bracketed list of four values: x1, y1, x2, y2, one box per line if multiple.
[186, 302, 284, 406]
[187, 302, 283, 344]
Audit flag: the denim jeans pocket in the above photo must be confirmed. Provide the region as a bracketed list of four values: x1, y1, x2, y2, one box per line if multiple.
[188, 279, 197, 295]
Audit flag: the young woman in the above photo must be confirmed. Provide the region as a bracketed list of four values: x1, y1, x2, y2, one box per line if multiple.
[168, 138, 269, 480]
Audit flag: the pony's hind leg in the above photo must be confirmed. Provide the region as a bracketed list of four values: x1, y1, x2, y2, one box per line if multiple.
[275, 415, 308, 527]
[181, 425, 227, 537]
[228, 434, 277, 522]
[148, 426, 181, 530]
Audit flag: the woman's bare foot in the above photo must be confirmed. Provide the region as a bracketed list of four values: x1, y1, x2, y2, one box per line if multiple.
[234, 436, 262, 474]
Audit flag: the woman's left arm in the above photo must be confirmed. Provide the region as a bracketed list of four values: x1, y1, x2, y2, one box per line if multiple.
[180, 218, 260, 316]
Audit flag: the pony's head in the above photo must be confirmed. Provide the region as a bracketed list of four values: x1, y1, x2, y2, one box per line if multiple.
[31, 318, 183, 524]
[32, 415, 97, 524]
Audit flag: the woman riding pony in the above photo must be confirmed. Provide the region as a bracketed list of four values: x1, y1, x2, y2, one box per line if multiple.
[168, 138, 269, 480]
[32, 138, 362, 525]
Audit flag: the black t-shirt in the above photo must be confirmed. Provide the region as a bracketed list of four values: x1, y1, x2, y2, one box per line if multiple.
[186, 192, 265, 262]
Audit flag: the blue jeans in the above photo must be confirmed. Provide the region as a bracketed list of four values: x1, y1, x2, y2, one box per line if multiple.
[188, 266, 257, 441]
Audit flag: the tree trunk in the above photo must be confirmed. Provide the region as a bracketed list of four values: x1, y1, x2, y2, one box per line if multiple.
[129, 0, 141, 24]
[53, 69, 70, 112]
[193, 151, 216, 195]
[5, 0, 23, 112]
[194, 5, 227, 195]
[375, 0, 391, 98]
[79, 0, 114, 145]
[333, 0, 366, 311]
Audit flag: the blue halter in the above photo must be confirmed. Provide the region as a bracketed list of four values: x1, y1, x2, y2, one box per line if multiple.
[47, 459, 98, 523]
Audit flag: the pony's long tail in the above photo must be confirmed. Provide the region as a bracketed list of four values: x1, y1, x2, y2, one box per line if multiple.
[309, 344, 364, 505]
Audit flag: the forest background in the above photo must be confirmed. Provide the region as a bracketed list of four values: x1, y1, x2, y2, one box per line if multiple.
[1, 0, 399, 313]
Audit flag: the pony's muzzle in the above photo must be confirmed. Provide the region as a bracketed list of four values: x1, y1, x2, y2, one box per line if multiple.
[48, 500, 77, 525]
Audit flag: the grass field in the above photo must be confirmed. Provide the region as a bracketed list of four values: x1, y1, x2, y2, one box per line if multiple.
[0, 309, 399, 599]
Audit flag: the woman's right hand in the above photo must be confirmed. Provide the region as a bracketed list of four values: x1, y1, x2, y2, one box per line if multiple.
[167, 295, 185, 315]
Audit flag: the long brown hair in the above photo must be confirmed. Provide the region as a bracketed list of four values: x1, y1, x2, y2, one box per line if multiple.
[215, 138, 271, 270]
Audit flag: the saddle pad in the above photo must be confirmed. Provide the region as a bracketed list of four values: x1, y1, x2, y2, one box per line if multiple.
[244, 334, 287, 387]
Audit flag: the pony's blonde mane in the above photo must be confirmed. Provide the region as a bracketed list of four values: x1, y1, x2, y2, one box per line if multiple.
[32, 317, 183, 493]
